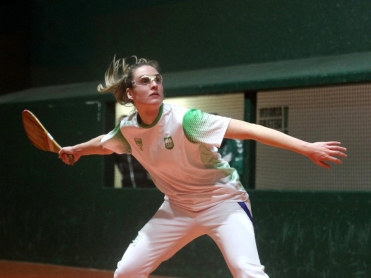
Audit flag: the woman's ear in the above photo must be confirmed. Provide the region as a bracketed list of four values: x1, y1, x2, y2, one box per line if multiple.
[126, 88, 133, 100]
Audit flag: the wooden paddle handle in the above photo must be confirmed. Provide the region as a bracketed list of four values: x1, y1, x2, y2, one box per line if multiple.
[68, 154, 74, 166]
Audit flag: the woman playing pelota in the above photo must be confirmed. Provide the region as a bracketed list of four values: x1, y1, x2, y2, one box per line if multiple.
[59, 56, 346, 278]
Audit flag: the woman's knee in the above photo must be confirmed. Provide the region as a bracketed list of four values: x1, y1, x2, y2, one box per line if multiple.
[114, 262, 149, 278]
[229, 257, 268, 278]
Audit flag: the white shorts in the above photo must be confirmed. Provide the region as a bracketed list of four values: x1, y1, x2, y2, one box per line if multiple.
[114, 200, 269, 278]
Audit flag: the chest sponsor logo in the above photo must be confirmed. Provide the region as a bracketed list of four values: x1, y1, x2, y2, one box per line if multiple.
[123, 121, 132, 125]
[164, 136, 174, 150]
[134, 138, 143, 151]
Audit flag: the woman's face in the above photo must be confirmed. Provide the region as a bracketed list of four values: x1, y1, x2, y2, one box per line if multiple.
[126, 65, 164, 108]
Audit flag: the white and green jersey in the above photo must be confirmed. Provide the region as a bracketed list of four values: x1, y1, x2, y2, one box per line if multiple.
[101, 103, 248, 212]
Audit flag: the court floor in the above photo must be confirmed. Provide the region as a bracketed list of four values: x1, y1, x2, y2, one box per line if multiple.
[0, 260, 176, 278]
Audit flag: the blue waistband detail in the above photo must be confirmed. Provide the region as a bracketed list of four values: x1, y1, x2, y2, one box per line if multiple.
[238, 202, 255, 226]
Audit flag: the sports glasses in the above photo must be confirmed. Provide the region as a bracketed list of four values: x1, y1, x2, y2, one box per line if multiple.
[132, 74, 163, 86]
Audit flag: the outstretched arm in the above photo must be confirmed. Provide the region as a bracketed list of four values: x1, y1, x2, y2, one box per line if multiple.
[225, 119, 347, 169]
[58, 135, 113, 165]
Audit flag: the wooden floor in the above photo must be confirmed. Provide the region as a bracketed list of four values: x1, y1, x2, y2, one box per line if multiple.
[0, 260, 175, 278]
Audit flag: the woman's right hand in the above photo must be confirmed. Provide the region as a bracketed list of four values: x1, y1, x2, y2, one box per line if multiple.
[59, 146, 80, 165]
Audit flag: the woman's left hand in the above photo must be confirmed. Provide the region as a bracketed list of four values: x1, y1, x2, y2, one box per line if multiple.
[306, 141, 347, 169]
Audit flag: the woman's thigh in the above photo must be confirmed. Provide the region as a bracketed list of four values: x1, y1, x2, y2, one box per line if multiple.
[201, 202, 268, 278]
[114, 201, 202, 277]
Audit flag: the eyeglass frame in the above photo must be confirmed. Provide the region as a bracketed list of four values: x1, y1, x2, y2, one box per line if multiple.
[131, 74, 163, 86]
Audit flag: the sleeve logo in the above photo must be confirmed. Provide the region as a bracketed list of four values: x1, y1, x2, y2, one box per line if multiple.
[134, 138, 143, 151]
[164, 136, 174, 150]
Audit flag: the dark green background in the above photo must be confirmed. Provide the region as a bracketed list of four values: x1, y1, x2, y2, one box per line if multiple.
[1, 1, 371, 277]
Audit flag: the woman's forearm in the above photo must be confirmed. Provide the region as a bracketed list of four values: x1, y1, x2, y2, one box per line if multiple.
[59, 135, 113, 165]
[226, 119, 309, 154]
[225, 119, 346, 168]
[71, 135, 113, 156]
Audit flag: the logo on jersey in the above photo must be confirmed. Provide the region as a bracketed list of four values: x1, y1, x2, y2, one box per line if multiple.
[123, 121, 132, 126]
[164, 136, 174, 150]
[134, 138, 143, 151]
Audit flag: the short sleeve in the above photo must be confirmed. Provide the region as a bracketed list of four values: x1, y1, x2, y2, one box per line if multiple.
[182, 109, 231, 147]
[101, 123, 132, 154]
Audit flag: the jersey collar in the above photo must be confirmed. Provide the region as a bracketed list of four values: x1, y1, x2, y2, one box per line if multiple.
[137, 103, 164, 128]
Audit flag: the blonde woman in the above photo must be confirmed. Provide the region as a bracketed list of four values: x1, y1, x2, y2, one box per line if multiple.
[59, 56, 347, 278]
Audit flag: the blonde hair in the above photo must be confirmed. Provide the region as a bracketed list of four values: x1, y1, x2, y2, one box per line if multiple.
[97, 55, 160, 105]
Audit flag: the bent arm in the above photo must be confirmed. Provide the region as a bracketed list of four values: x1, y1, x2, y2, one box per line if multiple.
[58, 135, 113, 165]
[225, 119, 347, 169]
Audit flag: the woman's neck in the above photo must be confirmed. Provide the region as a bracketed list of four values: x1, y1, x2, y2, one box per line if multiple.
[136, 104, 161, 126]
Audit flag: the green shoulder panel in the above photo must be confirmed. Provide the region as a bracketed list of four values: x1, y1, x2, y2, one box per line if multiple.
[183, 109, 214, 143]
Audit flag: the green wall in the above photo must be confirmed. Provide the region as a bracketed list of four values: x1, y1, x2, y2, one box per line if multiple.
[29, 0, 371, 86]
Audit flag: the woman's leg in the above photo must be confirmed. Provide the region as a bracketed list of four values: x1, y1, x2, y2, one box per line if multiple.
[114, 201, 202, 278]
[201, 201, 269, 278]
